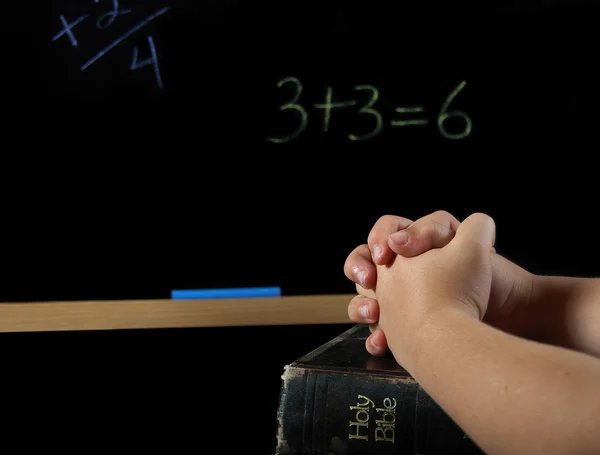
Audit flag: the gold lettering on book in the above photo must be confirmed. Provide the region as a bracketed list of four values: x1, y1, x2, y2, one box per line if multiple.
[375, 397, 396, 442]
[349, 395, 373, 440]
[348, 395, 396, 443]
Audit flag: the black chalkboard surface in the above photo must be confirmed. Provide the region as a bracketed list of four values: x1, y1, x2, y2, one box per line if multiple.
[2, 3, 600, 454]
[5, 0, 600, 303]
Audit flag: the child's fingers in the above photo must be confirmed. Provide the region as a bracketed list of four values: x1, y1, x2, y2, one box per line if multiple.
[367, 215, 413, 265]
[347, 295, 380, 324]
[356, 283, 376, 300]
[388, 210, 460, 257]
[366, 328, 389, 357]
[344, 244, 378, 290]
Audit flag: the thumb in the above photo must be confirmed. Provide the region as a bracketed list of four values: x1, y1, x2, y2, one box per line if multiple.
[451, 212, 496, 251]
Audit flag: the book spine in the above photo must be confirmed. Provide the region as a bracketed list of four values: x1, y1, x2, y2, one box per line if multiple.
[275, 365, 484, 455]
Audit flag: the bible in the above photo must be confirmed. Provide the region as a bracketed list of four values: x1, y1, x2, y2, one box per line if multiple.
[275, 324, 484, 454]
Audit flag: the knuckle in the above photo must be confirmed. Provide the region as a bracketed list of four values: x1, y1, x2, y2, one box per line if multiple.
[377, 214, 396, 224]
[367, 230, 377, 245]
[369, 216, 391, 240]
[348, 307, 359, 321]
[479, 212, 493, 222]
[347, 304, 353, 319]
[471, 212, 495, 228]
[370, 214, 404, 243]
[347, 296, 359, 317]
[344, 245, 363, 268]
[419, 220, 436, 239]
[343, 255, 354, 276]
[432, 209, 452, 222]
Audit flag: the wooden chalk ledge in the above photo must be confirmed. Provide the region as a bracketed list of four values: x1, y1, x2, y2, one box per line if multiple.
[0, 294, 354, 333]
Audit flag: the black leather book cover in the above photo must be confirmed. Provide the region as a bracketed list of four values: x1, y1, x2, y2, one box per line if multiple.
[275, 324, 484, 454]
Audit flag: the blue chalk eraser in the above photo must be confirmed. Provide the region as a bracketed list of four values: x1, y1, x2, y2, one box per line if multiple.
[171, 287, 281, 300]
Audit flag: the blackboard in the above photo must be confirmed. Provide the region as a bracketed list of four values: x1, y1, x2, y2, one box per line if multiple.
[3, 1, 600, 453]
[5, 0, 600, 303]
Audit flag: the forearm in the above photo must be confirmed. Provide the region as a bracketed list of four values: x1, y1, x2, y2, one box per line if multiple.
[390, 308, 600, 455]
[526, 275, 600, 357]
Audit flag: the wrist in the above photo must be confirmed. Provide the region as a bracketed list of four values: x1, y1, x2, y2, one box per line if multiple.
[523, 274, 577, 344]
[484, 255, 535, 337]
[386, 304, 481, 373]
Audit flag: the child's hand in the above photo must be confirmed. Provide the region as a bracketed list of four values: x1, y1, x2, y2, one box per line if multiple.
[344, 210, 459, 355]
[373, 213, 496, 367]
[344, 210, 534, 357]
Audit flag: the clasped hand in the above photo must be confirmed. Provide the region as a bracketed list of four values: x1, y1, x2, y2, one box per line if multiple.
[344, 210, 533, 365]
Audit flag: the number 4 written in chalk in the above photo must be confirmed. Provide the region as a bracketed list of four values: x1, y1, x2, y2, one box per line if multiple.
[130, 35, 163, 89]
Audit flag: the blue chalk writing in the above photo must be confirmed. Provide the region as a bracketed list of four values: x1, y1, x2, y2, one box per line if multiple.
[52, 14, 88, 48]
[80, 6, 170, 71]
[95, 0, 131, 30]
[52, 3, 170, 89]
[130, 36, 163, 88]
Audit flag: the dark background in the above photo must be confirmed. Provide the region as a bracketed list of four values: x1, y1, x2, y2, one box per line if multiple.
[3, 0, 600, 452]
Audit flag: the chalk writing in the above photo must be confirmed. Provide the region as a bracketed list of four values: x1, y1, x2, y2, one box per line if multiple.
[390, 106, 428, 127]
[79, 7, 169, 71]
[52, 14, 88, 48]
[267, 78, 472, 142]
[95, 0, 131, 30]
[52, 2, 171, 89]
[313, 86, 357, 133]
[437, 80, 471, 140]
[130, 36, 163, 89]
[348, 85, 382, 142]
[265, 77, 308, 144]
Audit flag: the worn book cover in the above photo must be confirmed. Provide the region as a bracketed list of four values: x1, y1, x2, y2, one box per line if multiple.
[275, 324, 484, 454]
